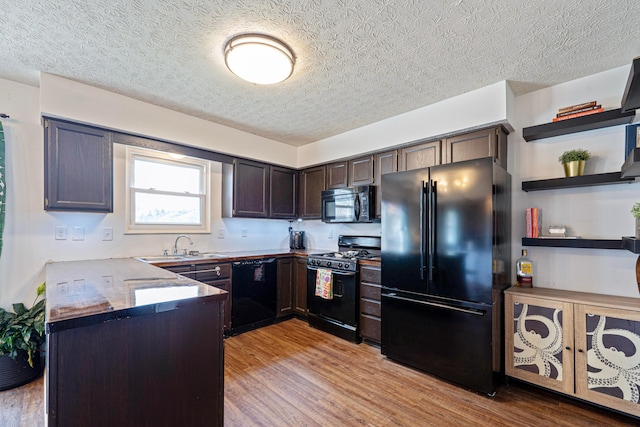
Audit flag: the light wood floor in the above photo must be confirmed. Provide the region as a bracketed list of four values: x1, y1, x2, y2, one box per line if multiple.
[1, 318, 637, 426]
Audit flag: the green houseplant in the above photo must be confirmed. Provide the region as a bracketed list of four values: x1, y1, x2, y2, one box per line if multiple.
[0, 283, 46, 390]
[558, 149, 591, 177]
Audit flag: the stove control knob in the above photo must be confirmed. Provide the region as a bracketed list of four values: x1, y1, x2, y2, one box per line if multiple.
[345, 263, 350, 270]
[327, 262, 332, 267]
[337, 262, 343, 268]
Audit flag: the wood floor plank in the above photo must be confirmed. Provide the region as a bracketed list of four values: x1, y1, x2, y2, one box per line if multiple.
[1, 317, 638, 426]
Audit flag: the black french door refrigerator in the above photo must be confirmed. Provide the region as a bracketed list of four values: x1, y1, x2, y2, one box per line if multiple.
[381, 157, 511, 395]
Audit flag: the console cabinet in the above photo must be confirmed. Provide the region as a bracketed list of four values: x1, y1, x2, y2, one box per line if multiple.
[505, 287, 640, 418]
[44, 119, 113, 212]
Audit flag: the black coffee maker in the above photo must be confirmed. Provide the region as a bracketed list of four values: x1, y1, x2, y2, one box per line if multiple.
[289, 230, 305, 250]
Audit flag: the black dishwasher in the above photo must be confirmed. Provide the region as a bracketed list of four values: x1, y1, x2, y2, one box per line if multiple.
[231, 258, 277, 335]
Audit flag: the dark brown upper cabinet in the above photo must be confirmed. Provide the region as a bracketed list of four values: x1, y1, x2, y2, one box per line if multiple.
[270, 166, 297, 219]
[348, 155, 374, 186]
[222, 158, 269, 218]
[326, 161, 348, 188]
[444, 127, 507, 169]
[374, 150, 398, 218]
[299, 165, 326, 219]
[44, 119, 113, 213]
[398, 140, 442, 171]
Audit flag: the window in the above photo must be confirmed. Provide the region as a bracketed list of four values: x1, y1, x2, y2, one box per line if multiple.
[125, 147, 210, 233]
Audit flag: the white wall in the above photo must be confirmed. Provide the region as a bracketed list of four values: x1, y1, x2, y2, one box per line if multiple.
[297, 81, 512, 167]
[39, 73, 297, 168]
[509, 65, 638, 297]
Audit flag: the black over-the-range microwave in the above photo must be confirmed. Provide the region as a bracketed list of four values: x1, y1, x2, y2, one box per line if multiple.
[321, 185, 377, 223]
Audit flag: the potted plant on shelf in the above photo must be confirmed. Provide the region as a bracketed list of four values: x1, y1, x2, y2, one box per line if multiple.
[0, 283, 46, 391]
[558, 148, 591, 177]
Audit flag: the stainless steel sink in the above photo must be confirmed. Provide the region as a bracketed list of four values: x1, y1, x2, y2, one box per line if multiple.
[137, 252, 226, 263]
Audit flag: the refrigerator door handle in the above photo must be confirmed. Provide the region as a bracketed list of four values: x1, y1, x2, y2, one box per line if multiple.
[420, 180, 428, 281]
[427, 179, 435, 281]
[383, 293, 485, 316]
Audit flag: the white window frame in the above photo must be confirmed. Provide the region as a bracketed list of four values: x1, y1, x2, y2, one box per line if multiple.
[125, 146, 211, 234]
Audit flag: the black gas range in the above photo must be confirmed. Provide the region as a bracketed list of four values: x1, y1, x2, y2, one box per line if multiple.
[306, 235, 381, 343]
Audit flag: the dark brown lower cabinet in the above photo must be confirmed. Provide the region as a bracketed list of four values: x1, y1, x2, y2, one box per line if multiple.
[359, 263, 381, 344]
[277, 257, 294, 317]
[47, 298, 224, 427]
[294, 257, 308, 317]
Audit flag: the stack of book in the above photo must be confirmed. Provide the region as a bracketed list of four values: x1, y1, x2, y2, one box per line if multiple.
[552, 101, 603, 122]
[526, 208, 541, 238]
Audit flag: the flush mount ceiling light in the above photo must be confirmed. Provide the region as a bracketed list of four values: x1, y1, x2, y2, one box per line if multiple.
[224, 34, 295, 85]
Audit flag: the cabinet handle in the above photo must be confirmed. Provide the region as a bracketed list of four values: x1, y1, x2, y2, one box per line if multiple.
[565, 346, 571, 351]
[578, 349, 584, 353]
[214, 266, 221, 277]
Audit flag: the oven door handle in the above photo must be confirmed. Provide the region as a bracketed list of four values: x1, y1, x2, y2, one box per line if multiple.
[307, 266, 356, 277]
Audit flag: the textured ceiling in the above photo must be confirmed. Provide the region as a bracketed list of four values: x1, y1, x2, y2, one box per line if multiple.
[1, 0, 639, 146]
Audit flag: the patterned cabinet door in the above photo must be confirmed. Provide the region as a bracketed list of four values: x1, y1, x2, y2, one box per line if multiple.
[505, 293, 575, 394]
[574, 304, 640, 417]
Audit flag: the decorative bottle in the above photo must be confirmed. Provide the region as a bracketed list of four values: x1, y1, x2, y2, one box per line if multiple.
[516, 249, 533, 288]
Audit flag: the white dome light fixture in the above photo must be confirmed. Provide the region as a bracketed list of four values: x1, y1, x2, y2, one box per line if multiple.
[224, 34, 295, 85]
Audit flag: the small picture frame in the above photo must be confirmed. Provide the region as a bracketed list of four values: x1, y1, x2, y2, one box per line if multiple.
[625, 123, 640, 159]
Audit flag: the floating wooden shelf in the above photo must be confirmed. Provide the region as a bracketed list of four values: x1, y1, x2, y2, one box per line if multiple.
[522, 108, 635, 142]
[621, 56, 640, 113]
[522, 172, 635, 192]
[621, 148, 640, 178]
[622, 237, 640, 254]
[522, 238, 623, 250]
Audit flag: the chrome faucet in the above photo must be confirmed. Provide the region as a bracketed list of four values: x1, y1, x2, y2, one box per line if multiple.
[173, 234, 193, 255]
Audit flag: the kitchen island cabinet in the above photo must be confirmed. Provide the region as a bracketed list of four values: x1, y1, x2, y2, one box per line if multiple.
[505, 286, 640, 418]
[45, 258, 226, 427]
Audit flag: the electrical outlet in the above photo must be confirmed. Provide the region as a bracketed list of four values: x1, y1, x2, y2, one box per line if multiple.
[218, 228, 225, 239]
[55, 226, 68, 240]
[72, 226, 84, 241]
[102, 227, 113, 241]
[328, 229, 333, 239]
[241, 228, 248, 237]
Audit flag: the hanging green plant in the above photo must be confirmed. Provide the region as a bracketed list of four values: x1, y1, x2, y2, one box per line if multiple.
[0, 121, 5, 259]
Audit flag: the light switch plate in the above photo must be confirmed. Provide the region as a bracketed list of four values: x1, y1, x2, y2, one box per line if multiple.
[241, 228, 248, 237]
[55, 226, 68, 240]
[102, 227, 113, 241]
[218, 228, 225, 239]
[72, 226, 84, 241]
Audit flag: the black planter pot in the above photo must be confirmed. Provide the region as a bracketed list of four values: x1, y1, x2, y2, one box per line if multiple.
[0, 352, 43, 391]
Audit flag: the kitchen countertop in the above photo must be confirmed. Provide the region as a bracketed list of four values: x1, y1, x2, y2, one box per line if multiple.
[45, 258, 227, 332]
[138, 248, 381, 268]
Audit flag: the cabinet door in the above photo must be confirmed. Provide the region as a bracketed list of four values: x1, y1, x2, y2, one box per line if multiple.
[277, 258, 294, 317]
[398, 141, 441, 171]
[574, 304, 640, 417]
[44, 120, 113, 212]
[348, 155, 374, 186]
[360, 264, 381, 343]
[505, 293, 575, 394]
[326, 161, 348, 189]
[206, 279, 231, 331]
[299, 166, 326, 219]
[232, 159, 269, 217]
[374, 150, 397, 218]
[270, 166, 297, 219]
[444, 127, 507, 169]
[293, 257, 308, 316]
